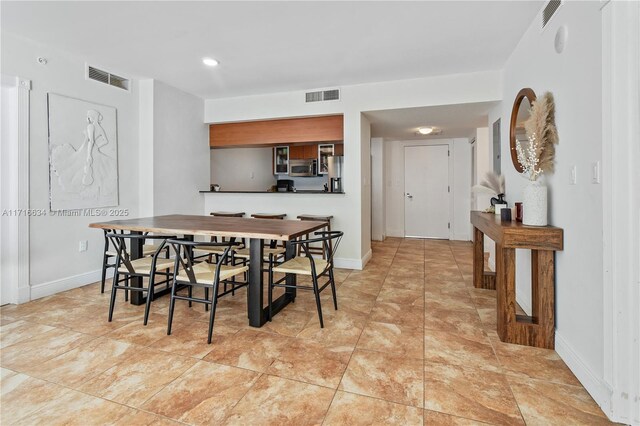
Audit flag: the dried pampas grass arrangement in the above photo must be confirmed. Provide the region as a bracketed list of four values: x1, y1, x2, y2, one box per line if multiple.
[517, 92, 559, 180]
[472, 171, 505, 196]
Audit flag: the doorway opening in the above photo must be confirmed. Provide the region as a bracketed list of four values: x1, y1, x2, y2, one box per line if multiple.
[364, 101, 498, 243]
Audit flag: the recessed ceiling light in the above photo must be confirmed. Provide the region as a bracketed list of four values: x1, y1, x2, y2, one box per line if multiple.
[202, 57, 219, 67]
[417, 127, 434, 135]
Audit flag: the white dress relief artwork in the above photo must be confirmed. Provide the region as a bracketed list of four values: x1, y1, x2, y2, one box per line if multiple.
[48, 94, 119, 210]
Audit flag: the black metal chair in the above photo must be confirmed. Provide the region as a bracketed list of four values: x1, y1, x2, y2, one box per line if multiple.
[100, 230, 169, 296]
[106, 233, 176, 325]
[192, 212, 248, 294]
[268, 231, 343, 327]
[167, 239, 248, 344]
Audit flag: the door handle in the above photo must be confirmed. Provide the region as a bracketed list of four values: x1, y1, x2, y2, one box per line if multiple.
[406, 193, 413, 199]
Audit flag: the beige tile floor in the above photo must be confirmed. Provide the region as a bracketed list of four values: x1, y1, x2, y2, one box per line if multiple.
[0, 238, 612, 425]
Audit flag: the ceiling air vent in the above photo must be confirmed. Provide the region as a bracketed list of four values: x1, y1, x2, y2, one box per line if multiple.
[87, 65, 130, 91]
[542, 0, 562, 29]
[305, 88, 340, 103]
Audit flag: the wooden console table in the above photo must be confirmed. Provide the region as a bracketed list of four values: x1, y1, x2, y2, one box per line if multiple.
[471, 211, 563, 349]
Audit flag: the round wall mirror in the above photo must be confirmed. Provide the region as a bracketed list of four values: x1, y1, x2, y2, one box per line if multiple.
[509, 88, 537, 173]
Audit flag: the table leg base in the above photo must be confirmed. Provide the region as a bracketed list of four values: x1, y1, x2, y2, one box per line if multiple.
[498, 319, 555, 349]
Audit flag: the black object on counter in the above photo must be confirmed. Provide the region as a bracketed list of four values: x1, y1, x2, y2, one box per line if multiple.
[276, 179, 294, 192]
[500, 208, 512, 222]
[491, 193, 507, 206]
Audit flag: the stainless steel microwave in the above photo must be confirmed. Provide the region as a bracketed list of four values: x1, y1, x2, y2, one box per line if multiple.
[289, 159, 317, 177]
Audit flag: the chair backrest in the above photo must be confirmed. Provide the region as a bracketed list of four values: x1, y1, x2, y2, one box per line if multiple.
[106, 233, 174, 275]
[168, 239, 241, 284]
[297, 231, 344, 274]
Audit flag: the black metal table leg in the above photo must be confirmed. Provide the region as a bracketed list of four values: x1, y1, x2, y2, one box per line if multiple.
[285, 240, 297, 301]
[129, 231, 144, 305]
[248, 238, 265, 327]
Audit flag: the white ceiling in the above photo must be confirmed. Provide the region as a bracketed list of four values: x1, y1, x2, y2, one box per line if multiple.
[366, 101, 499, 140]
[1, 1, 541, 99]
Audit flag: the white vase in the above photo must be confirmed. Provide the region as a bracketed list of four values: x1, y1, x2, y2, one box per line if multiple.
[523, 180, 548, 226]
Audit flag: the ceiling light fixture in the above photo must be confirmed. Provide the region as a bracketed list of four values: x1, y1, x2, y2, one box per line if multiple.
[417, 127, 434, 135]
[202, 57, 219, 67]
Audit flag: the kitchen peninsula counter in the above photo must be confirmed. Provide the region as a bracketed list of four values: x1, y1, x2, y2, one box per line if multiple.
[199, 190, 345, 194]
[200, 189, 360, 269]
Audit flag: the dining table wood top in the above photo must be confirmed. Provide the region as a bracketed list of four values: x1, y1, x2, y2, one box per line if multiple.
[89, 214, 328, 241]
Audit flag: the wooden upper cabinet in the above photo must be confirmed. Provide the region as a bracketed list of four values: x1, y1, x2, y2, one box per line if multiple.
[303, 145, 316, 160]
[210, 114, 343, 148]
[334, 144, 344, 156]
[289, 145, 305, 160]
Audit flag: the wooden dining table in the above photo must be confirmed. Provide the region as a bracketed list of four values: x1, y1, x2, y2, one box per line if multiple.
[89, 214, 327, 327]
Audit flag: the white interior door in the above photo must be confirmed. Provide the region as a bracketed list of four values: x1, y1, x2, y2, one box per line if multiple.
[404, 145, 450, 238]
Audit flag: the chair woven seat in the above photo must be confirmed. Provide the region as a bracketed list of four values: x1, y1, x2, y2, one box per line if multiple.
[177, 262, 248, 284]
[273, 257, 329, 276]
[143, 244, 160, 256]
[118, 256, 174, 274]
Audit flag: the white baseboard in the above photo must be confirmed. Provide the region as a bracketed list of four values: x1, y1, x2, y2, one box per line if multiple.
[335, 249, 372, 270]
[386, 229, 404, 238]
[361, 249, 372, 268]
[555, 331, 613, 418]
[17, 286, 31, 304]
[29, 268, 110, 301]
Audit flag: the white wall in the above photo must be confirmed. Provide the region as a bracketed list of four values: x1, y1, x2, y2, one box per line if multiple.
[151, 81, 208, 216]
[500, 0, 607, 410]
[452, 138, 472, 241]
[1, 32, 208, 299]
[137, 80, 208, 216]
[1, 31, 141, 296]
[138, 80, 154, 217]
[474, 127, 492, 210]
[370, 137, 385, 241]
[1, 79, 19, 303]
[360, 114, 371, 257]
[472, 126, 496, 269]
[383, 138, 471, 241]
[211, 147, 275, 191]
[204, 71, 501, 264]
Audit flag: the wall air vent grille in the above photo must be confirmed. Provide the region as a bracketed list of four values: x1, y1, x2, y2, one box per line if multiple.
[542, 0, 562, 29]
[87, 65, 130, 91]
[306, 91, 323, 102]
[323, 89, 340, 101]
[305, 88, 340, 102]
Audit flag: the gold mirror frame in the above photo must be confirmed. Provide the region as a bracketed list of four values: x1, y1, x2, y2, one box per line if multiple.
[509, 88, 537, 173]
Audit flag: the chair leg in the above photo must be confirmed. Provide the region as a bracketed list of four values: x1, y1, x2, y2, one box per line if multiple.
[207, 282, 220, 344]
[167, 279, 178, 336]
[124, 276, 129, 302]
[100, 255, 108, 293]
[205, 287, 209, 312]
[108, 272, 119, 322]
[329, 268, 338, 310]
[188, 285, 193, 308]
[312, 275, 324, 328]
[144, 274, 154, 326]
